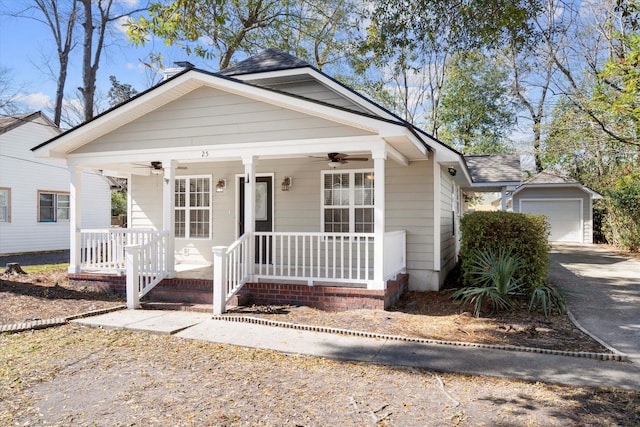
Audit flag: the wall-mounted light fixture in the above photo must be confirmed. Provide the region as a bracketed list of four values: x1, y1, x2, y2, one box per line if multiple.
[281, 176, 292, 191]
[215, 178, 227, 193]
[447, 167, 457, 177]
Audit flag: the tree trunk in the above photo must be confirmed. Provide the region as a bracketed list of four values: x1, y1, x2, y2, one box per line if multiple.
[80, 0, 94, 121]
[4, 263, 27, 275]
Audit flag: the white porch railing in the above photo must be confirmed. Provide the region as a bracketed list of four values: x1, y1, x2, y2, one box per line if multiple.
[213, 231, 406, 315]
[79, 228, 158, 271]
[253, 232, 375, 284]
[125, 231, 170, 309]
[383, 230, 406, 280]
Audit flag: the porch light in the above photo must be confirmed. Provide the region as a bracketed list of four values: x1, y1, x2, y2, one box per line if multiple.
[281, 176, 292, 191]
[447, 167, 457, 176]
[216, 178, 227, 193]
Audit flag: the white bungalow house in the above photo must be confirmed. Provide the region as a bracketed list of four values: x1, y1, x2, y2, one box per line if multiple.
[32, 49, 520, 313]
[0, 112, 110, 255]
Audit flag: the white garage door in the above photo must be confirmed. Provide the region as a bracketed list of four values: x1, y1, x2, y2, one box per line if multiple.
[520, 200, 582, 243]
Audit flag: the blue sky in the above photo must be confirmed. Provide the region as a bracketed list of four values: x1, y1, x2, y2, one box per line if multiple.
[0, 3, 210, 117]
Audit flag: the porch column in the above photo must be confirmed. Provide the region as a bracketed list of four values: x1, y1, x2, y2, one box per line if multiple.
[243, 156, 256, 276]
[163, 160, 176, 277]
[68, 166, 82, 274]
[371, 149, 386, 290]
[501, 187, 507, 211]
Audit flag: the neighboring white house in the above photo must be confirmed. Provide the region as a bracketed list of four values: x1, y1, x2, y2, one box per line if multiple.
[0, 112, 111, 255]
[31, 49, 523, 311]
[512, 170, 602, 243]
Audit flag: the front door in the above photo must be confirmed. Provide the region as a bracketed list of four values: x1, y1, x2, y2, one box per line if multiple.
[239, 176, 273, 263]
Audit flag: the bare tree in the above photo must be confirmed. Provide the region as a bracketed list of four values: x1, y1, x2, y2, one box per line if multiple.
[0, 66, 25, 115]
[505, 0, 568, 172]
[78, 0, 147, 121]
[8, 0, 78, 125]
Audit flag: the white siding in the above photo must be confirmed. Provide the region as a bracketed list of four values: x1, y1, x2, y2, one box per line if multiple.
[0, 117, 110, 255]
[72, 86, 375, 154]
[440, 169, 458, 284]
[263, 79, 371, 114]
[513, 186, 593, 243]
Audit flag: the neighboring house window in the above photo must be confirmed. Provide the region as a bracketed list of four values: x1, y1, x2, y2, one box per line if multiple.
[322, 170, 374, 233]
[0, 188, 10, 222]
[38, 191, 69, 222]
[174, 177, 211, 239]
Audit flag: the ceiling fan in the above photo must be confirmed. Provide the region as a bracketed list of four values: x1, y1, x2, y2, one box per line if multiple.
[134, 161, 187, 174]
[313, 152, 370, 168]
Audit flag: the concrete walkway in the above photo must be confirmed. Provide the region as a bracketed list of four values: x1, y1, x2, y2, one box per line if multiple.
[549, 244, 640, 363]
[73, 308, 640, 390]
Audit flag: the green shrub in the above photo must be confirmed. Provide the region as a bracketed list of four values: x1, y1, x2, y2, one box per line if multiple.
[528, 284, 567, 316]
[460, 211, 551, 289]
[452, 248, 524, 316]
[603, 173, 640, 251]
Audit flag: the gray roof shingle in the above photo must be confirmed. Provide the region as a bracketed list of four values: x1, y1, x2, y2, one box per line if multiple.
[464, 154, 522, 183]
[522, 169, 579, 185]
[219, 48, 310, 76]
[0, 112, 57, 135]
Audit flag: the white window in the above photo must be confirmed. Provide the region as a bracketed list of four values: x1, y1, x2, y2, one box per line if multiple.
[38, 191, 69, 222]
[174, 177, 211, 239]
[322, 170, 374, 233]
[0, 188, 10, 222]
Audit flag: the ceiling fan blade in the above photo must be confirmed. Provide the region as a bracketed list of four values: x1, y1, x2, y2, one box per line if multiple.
[345, 157, 369, 161]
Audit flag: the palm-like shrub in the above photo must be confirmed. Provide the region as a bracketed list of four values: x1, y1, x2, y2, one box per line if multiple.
[453, 248, 524, 317]
[528, 284, 567, 316]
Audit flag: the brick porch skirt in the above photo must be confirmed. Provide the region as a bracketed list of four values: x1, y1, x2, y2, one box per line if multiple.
[68, 274, 409, 311]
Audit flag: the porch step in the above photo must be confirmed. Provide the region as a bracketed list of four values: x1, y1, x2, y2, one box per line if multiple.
[141, 302, 213, 313]
[144, 284, 251, 308]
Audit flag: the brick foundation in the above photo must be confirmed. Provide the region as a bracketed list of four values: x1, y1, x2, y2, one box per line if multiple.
[68, 273, 409, 312]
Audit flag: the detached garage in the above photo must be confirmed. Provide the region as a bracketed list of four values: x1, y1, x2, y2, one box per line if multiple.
[512, 170, 602, 243]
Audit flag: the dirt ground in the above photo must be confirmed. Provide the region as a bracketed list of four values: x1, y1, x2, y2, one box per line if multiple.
[1, 268, 639, 426]
[0, 270, 607, 353]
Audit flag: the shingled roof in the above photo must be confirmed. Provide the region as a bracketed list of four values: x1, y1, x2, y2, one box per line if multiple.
[464, 154, 522, 183]
[219, 48, 311, 76]
[521, 169, 579, 185]
[0, 112, 57, 135]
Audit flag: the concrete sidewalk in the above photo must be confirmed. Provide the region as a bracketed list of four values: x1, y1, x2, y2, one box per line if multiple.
[73, 309, 640, 390]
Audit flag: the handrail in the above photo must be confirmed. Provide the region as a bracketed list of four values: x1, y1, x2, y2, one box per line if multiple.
[213, 233, 252, 315]
[125, 231, 170, 309]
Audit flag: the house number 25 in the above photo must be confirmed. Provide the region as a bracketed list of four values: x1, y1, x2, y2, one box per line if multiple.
[201, 151, 209, 158]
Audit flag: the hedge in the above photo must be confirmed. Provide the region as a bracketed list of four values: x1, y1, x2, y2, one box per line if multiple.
[460, 211, 551, 289]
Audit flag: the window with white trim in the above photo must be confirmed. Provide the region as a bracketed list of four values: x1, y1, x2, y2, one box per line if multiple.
[174, 177, 211, 239]
[38, 191, 70, 222]
[0, 188, 10, 222]
[322, 170, 374, 233]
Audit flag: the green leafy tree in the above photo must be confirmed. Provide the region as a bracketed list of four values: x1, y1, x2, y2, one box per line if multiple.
[126, 0, 358, 71]
[438, 51, 516, 154]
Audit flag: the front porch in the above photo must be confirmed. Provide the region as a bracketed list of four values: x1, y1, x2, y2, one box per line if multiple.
[70, 228, 407, 312]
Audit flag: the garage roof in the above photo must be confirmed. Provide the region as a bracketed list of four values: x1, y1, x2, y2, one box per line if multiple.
[464, 154, 522, 184]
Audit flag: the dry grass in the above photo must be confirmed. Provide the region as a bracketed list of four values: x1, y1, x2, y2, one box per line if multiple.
[1, 267, 639, 425]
